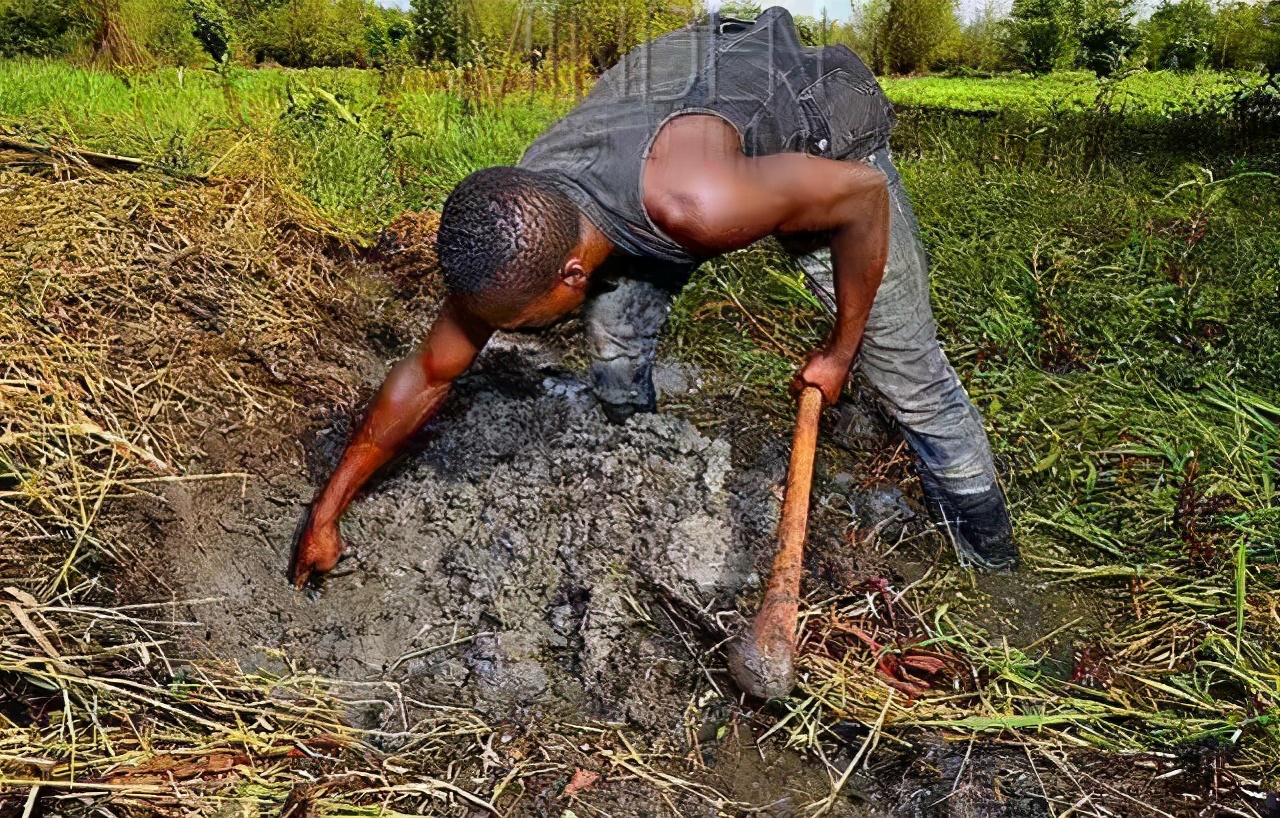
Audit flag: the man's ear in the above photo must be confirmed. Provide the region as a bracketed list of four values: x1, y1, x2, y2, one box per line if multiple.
[560, 257, 591, 293]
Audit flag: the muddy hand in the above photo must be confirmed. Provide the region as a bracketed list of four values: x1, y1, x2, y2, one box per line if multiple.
[790, 347, 852, 406]
[289, 503, 345, 588]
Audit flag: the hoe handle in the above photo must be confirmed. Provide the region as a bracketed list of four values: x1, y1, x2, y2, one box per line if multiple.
[726, 386, 824, 699]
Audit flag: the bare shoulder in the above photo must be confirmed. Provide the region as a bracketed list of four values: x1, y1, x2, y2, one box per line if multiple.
[642, 114, 748, 254]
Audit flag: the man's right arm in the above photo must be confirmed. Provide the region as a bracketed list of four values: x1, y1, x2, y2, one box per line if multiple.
[290, 297, 492, 586]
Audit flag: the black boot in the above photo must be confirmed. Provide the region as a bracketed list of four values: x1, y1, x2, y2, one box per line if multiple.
[917, 467, 1018, 569]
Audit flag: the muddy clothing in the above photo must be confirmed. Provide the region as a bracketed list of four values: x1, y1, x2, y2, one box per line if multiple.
[519, 6, 894, 264]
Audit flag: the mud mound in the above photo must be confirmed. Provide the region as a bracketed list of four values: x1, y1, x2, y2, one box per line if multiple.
[163, 345, 780, 726]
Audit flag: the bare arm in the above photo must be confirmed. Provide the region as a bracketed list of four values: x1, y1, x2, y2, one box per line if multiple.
[290, 297, 492, 586]
[645, 119, 890, 403]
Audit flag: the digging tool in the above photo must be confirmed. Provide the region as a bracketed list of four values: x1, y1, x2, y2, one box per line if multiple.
[726, 385, 824, 699]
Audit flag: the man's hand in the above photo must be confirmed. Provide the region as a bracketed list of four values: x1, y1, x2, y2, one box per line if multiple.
[290, 505, 344, 587]
[792, 347, 855, 405]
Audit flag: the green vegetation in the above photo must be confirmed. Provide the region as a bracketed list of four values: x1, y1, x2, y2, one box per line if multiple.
[879, 67, 1265, 112]
[1, 0, 1278, 79]
[0, 60, 570, 229]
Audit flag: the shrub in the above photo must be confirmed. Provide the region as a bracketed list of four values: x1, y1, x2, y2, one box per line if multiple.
[1076, 0, 1139, 75]
[1005, 0, 1072, 73]
[247, 0, 369, 67]
[883, 0, 960, 73]
[1141, 0, 1214, 71]
[931, 2, 1011, 74]
[364, 4, 413, 67]
[0, 0, 89, 57]
[410, 0, 467, 65]
[186, 0, 233, 65]
[132, 0, 203, 66]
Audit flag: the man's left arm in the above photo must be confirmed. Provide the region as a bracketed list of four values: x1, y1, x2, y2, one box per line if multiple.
[647, 151, 891, 404]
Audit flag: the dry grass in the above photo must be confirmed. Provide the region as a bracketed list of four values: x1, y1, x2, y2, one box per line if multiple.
[0, 161, 480, 815]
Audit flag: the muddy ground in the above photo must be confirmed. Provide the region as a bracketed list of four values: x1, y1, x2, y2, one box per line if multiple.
[128, 326, 1096, 816]
[154, 339, 777, 726]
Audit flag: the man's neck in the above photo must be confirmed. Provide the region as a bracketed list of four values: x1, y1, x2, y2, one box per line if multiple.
[577, 214, 616, 273]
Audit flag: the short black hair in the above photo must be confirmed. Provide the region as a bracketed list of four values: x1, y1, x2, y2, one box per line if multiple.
[436, 166, 581, 306]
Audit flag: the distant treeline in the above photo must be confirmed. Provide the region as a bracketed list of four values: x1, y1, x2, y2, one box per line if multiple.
[1, 0, 1277, 77]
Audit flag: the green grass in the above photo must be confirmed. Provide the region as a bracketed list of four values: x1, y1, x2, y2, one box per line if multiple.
[0, 59, 569, 230]
[879, 68, 1266, 115]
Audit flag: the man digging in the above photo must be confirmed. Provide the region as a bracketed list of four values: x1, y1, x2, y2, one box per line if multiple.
[290, 6, 1018, 588]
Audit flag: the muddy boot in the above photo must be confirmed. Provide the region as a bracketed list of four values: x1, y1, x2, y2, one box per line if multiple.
[917, 466, 1018, 569]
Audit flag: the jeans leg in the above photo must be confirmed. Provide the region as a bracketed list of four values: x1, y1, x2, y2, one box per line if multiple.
[799, 149, 998, 497]
[585, 277, 672, 424]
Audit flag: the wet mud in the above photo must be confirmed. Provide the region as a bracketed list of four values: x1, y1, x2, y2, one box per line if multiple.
[158, 340, 781, 729]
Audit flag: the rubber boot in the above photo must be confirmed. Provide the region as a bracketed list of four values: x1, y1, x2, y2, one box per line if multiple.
[916, 465, 1019, 569]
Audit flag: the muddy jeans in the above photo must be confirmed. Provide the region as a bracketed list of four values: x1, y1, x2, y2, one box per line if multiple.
[585, 148, 999, 497]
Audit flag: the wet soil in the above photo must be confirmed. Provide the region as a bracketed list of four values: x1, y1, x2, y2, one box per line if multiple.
[128, 327, 1072, 815]
[157, 339, 780, 729]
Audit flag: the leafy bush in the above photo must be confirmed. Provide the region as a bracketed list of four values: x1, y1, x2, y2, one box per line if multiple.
[1142, 0, 1214, 70]
[247, 0, 368, 67]
[1005, 0, 1072, 73]
[129, 0, 204, 66]
[410, 0, 467, 65]
[1076, 0, 1139, 75]
[883, 0, 960, 73]
[186, 0, 232, 64]
[931, 2, 1012, 74]
[363, 4, 412, 67]
[0, 0, 89, 58]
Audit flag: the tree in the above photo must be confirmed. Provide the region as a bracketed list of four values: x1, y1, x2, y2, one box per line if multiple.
[1263, 0, 1280, 71]
[1141, 0, 1213, 70]
[410, 0, 468, 65]
[1211, 0, 1280, 70]
[1005, 0, 1071, 73]
[1076, 0, 1138, 75]
[880, 0, 958, 73]
[844, 0, 890, 72]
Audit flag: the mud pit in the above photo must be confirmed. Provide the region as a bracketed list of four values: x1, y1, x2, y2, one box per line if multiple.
[161, 342, 781, 727]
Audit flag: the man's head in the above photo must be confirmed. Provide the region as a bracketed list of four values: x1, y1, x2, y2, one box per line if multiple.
[437, 166, 593, 329]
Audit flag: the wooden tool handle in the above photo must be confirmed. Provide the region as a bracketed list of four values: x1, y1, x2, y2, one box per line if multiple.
[756, 385, 823, 633]
[726, 386, 824, 699]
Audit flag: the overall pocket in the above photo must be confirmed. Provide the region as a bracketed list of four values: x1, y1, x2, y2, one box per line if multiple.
[798, 67, 894, 160]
